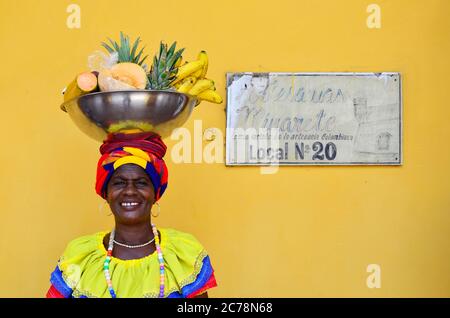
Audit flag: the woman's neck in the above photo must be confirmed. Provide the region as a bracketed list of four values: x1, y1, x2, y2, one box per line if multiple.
[114, 221, 154, 245]
[104, 221, 159, 261]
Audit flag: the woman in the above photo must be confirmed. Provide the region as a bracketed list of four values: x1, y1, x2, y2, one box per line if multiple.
[46, 132, 217, 298]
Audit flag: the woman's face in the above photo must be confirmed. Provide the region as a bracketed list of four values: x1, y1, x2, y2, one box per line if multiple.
[106, 164, 155, 225]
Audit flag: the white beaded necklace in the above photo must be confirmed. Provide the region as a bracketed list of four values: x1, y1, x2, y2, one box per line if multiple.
[113, 237, 155, 249]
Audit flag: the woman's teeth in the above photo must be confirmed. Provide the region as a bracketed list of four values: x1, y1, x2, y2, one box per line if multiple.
[121, 202, 139, 207]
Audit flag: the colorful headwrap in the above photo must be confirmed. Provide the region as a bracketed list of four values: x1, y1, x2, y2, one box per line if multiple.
[95, 132, 168, 202]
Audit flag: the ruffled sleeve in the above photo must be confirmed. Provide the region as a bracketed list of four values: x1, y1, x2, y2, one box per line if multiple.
[47, 232, 105, 298]
[162, 228, 218, 298]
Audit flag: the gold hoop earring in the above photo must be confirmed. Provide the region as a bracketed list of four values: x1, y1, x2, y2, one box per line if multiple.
[151, 202, 160, 218]
[99, 200, 112, 216]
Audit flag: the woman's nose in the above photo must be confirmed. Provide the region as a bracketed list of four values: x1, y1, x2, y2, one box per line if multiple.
[123, 182, 138, 194]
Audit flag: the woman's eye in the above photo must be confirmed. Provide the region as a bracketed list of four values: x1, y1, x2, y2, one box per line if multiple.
[113, 181, 125, 186]
[137, 181, 148, 186]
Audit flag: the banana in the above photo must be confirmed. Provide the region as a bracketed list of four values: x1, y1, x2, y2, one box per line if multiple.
[192, 51, 208, 79]
[63, 71, 98, 102]
[173, 60, 204, 84]
[188, 78, 214, 96]
[196, 89, 223, 104]
[176, 76, 196, 93]
[63, 79, 81, 102]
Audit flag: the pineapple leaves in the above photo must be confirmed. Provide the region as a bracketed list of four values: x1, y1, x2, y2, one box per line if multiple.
[167, 42, 176, 59]
[101, 42, 115, 54]
[135, 46, 146, 65]
[101, 32, 148, 66]
[130, 37, 141, 61]
[138, 55, 148, 67]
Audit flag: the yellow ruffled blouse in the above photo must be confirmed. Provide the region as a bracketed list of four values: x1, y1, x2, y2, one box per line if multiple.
[47, 228, 217, 298]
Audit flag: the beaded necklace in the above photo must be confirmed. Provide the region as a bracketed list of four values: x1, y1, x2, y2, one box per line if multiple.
[103, 223, 165, 298]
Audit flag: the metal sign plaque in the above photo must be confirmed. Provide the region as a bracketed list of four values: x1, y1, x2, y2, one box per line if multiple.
[225, 73, 402, 165]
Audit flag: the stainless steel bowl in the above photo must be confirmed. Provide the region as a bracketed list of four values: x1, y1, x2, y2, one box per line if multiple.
[60, 90, 198, 141]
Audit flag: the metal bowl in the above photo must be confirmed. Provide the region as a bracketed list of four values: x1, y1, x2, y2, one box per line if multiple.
[60, 90, 198, 141]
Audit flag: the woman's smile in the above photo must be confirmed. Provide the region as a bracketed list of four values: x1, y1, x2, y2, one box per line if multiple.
[119, 200, 142, 211]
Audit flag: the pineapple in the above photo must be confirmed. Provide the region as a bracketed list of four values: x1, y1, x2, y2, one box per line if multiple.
[102, 32, 148, 66]
[147, 41, 184, 90]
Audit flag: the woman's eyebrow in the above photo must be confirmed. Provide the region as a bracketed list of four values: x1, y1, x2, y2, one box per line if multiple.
[113, 176, 149, 181]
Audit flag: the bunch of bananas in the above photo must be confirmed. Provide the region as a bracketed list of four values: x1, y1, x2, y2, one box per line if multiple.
[172, 51, 223, 104]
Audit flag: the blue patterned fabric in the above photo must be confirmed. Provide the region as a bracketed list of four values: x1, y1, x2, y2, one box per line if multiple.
[167, 256, 214, 298]
[50, 266, 73, 298]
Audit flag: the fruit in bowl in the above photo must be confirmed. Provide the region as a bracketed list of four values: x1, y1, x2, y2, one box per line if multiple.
[61, 32, 223, 141]
[98, 62, 147, 91]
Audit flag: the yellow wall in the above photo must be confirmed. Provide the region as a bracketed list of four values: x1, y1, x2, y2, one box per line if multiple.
[0, 0, 449, 297]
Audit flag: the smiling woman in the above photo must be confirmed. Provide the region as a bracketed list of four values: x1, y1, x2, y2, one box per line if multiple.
[46, 132, 217, 298]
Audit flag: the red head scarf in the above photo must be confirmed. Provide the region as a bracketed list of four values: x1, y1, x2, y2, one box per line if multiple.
[95, 132, 168, 202]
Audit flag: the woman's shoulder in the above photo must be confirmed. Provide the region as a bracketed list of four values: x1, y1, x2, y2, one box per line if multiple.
[49, 231, 107, 297]
[161, 227, 207, 254]
[59, 231, 107, 261]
